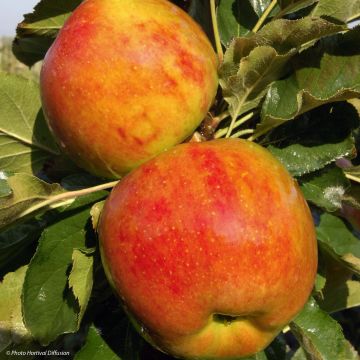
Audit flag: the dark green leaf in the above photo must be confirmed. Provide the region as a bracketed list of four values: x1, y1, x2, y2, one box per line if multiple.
[0, 219, 43, 274]
[300, 166, 350, 211]
[188, 0, 213, 44]
[12, 36, 54, 68]
[217, 0, 259, 45]
[317, 263, 360, 313]
[277, 0, 318, 16]
[13, 0, 83, 66]
[22, 193, 105, 345]
[320, 279, 360, 313]
[61, 173, 104, 191]
[316, 213, 360, 274]
[0, 73, 59, 174]
[268, 137, 355, 177]
[74, 325, 119, 360]
[342, 184, 360, 210]
[256, 27, 360, 136]
[219, 17, 344, 123]
[290, 297, 359, 360]
[312, 0, 360, 24]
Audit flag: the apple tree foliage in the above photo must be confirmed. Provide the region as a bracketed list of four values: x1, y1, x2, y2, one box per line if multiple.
[1, 0, 360, 358]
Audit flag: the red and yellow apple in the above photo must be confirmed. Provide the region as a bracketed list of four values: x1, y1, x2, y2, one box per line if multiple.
[40, 0, 218, 178]
[99, 139, 318, 359]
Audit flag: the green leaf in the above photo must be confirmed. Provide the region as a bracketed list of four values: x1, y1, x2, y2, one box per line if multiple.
[12, 36, 54, 68]
[13, 0, 83, 66]
[277, 0, 318, 15]
[316, 213, 360, 274]
[268, 136, 355, 177]
[219, 17, 344, 123]
[0, 220, 43, 274]
[0, 133, 54, 175]
[290, 298, 359, 360]
[61, 173, 104, 191]
[248, 0, 273, 17]
[318, 263, 360, 313]
[314, 273, 327, 294]
[320, 279, 360, 313]
[69, 249, 94, 323]
[0, 266, 32, 352]
[257, 27, 360, 136]
[0, 175, 11, 198]
[300, 166, 350, 211]
[0, 173, 65, 230]
[0, 73, 59, 174]
[217, 0, 259, 45]
[188, 1, 213, 45]
[312, 0, 360, 24]
[74, 325, 119, 360]
[342, 183, 360, 210]
[22, 193, 104, 346]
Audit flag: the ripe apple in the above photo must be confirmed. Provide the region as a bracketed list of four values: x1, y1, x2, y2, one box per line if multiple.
[40, 0, 218, 179]
[99, 139, 318, 359]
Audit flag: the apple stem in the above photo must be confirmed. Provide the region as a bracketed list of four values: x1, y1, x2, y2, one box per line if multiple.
[214, 111, 255, 139]
[230, 128, 255, 138]
[345, 173, 360, 184]
[252, 0, 277, 33]
[18, 180, 119, 221]
[210, 0, 223, 63]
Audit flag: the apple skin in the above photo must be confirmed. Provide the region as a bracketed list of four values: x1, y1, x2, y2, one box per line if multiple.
[40, 0, 218, 179]
[99, 139, 318, 359]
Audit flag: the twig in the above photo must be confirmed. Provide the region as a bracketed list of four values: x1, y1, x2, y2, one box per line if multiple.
[252, 0, 277, 33]
[210, 0, 223, 62]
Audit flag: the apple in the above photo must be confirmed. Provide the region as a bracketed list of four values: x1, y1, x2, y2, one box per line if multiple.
[40, 0, 218, 179]
[99, 139, 318, 359]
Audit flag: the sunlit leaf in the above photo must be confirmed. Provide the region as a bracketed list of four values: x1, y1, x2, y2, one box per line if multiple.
[256, 27, 360, 136]
[300, 166, 350, 211]
[219, 17, 344, 123]
[69, 249, 94, 323]
[290, 297, 358, 360]
[0, 266, 31, 351]
[268, 137, 355, 177]
[217, 0, 259, 44]
[312, 0, 360, 24]
[0, 173, 65, 230]
[316, 213, 360, 274]
[22, 193, 104, 346]
[13, 0, 83, 66]
[0, 73, 59, 174]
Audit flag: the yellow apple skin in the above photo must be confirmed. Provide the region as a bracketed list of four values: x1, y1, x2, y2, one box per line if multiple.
[40, 0, 218, 179]
[99, 139, 318, 359]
